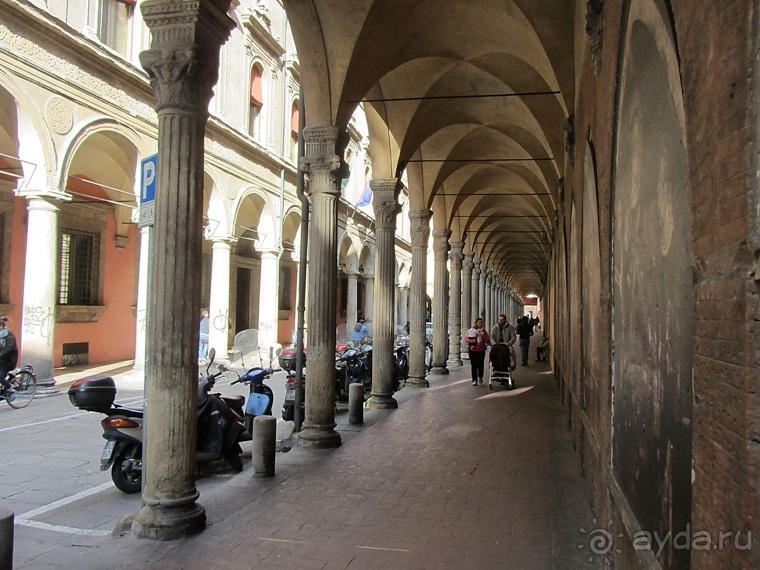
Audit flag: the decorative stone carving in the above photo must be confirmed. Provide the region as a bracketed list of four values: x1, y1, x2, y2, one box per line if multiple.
[45, 97, 73, 135]
[449, 241, 464, 269]
[301, 126, 349, 194]
[433, 229, 452, 262]
[370, 179, 401, 230]
[410, 210, 432, 248]
[564, 115, 575, 167]
[585, 0, 603, 75]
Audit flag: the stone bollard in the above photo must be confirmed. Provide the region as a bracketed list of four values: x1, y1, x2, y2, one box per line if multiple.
[251, 415, 277, 477]
[0, 508, 13, 569]
[349, 383, 364, 425]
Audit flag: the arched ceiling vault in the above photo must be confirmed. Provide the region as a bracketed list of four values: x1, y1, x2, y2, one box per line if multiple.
[284, 0, 574, 295]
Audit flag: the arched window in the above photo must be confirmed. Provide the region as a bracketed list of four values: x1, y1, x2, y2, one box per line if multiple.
[290, 101, 299, 162]
[248, 64, 264, 139]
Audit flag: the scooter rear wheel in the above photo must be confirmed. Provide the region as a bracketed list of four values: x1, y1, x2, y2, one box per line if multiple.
[111, 444, 141, 494]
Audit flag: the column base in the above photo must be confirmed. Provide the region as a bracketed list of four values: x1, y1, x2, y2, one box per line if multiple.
[366, 394, 398, 409]
[34, 379, 59, 397]
[446, 358, 463, 367]
[430, 366, 449, 375]
[132, 496, 206, 541]
[406, 376, 430, 388]
[298, 426, 341, 449]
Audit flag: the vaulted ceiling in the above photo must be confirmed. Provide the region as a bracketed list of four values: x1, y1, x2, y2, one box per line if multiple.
[284, 0, 576, 295]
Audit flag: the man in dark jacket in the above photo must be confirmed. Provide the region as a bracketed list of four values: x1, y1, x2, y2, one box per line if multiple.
[515, 316, 533, 366]
[0, 316, 19, 394]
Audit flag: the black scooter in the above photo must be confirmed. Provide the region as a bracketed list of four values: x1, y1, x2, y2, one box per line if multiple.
[68, 349, 245, 494]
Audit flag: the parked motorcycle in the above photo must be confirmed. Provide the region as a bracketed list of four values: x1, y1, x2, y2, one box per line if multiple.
[216, 363, 277, 436]
[68, 349, 245, 494]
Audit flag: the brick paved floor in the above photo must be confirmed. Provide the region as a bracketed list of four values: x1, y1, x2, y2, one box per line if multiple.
[15, 354, 601, 569]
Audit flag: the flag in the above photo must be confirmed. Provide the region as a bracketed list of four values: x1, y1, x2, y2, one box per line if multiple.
[355, 185, 372, 207]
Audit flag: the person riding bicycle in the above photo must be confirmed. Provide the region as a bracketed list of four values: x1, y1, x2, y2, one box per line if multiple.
[0, 316, 19, 396]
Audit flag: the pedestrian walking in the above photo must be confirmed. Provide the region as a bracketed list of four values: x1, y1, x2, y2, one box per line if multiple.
[465, 318, 490, 385]
[199, 310, 210, 359]
[490, 313, 516, 371]
[515, 316, 533, 366]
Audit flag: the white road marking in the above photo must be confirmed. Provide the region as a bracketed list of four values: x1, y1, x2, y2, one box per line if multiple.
[18, 482, 114, 519]
[15, 519, 111, 537]
[258, 537, 307, 544]
[357, 546, 411, 552]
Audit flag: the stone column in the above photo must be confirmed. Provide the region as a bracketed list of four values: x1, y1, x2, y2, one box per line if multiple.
[207, 238, 234, 361]
[20, 196, 64, 391]
[258, 249, 280, 352]
[367, 179, 400, 409]
[134, 226, 151, 371]
[346, 272, 359, 327]
[399, 287, 409, 328]
[461, 253, 474, 357]
[298, 125, 348, 449]
[430, 229, 451, 374]
[479, 266, 487, 320]
[447, 241, 464, 367]
[471, 260, 481, 326]
[364, 273, 374, 322]
[407, 209, 431, 387]
[134, 0, 234, 540]
[483, 271, 491, 328]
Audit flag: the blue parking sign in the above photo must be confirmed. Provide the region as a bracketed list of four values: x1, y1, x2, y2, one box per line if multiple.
[139, 154, 157, 227]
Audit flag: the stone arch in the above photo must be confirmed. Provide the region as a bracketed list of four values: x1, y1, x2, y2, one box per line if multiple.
[338, 232, 361, 271]
[59, 121, 148, 239]
[204, 169, 229, 238]
[232, 188, 277, 251]
[0, 71, 57, 192]
[612, 1, 693, 566]
[358, 243, 375, 276]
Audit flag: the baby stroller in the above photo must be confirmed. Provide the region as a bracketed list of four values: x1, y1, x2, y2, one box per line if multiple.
[489, 344, 515, 390]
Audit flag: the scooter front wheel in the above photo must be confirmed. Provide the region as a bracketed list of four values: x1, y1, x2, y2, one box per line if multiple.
[111, 444, 142, 494]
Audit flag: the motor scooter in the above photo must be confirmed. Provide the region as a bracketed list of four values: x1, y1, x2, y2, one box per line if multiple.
[216, 363, 278, 437]
[68, 349, 245, 494]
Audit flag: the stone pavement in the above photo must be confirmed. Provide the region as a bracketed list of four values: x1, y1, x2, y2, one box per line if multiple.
[13, 351, 602, 569]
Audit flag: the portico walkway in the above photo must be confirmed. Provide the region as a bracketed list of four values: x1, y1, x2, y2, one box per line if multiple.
[15, 349, 600, 569]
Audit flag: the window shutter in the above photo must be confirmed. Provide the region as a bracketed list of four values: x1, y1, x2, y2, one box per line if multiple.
[250, 67, 263, 107]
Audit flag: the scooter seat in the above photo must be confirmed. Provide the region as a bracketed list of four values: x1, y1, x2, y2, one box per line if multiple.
[222, 395, 246, 410]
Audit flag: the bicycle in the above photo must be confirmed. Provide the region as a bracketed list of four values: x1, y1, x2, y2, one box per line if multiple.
[1, 365, 37, 409]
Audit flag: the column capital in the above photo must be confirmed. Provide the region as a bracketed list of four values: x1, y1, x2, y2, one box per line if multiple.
[210, 235, 237, 246]
[370, 179, 401, 230]
[472, 260, 481, 276]
[301, 126, 349, 196]
[25, 194, 66, 213]
[409, 209, 432, 249]
[140, 0, 234, 112]
[449, 240, 464, 269]
[432, 229, 452, 262]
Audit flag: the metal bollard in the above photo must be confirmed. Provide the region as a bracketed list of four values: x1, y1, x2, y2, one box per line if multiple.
[0, 508, 13, 570]
[251, 415, 277, 477]
[349, 382, 364, 425]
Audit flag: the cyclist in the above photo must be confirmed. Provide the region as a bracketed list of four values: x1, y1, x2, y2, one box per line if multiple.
[0, 316, 18, 397]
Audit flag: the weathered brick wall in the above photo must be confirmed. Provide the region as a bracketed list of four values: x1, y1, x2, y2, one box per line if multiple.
[672, 0, 759, 567]
[556, 1, 759, 568]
